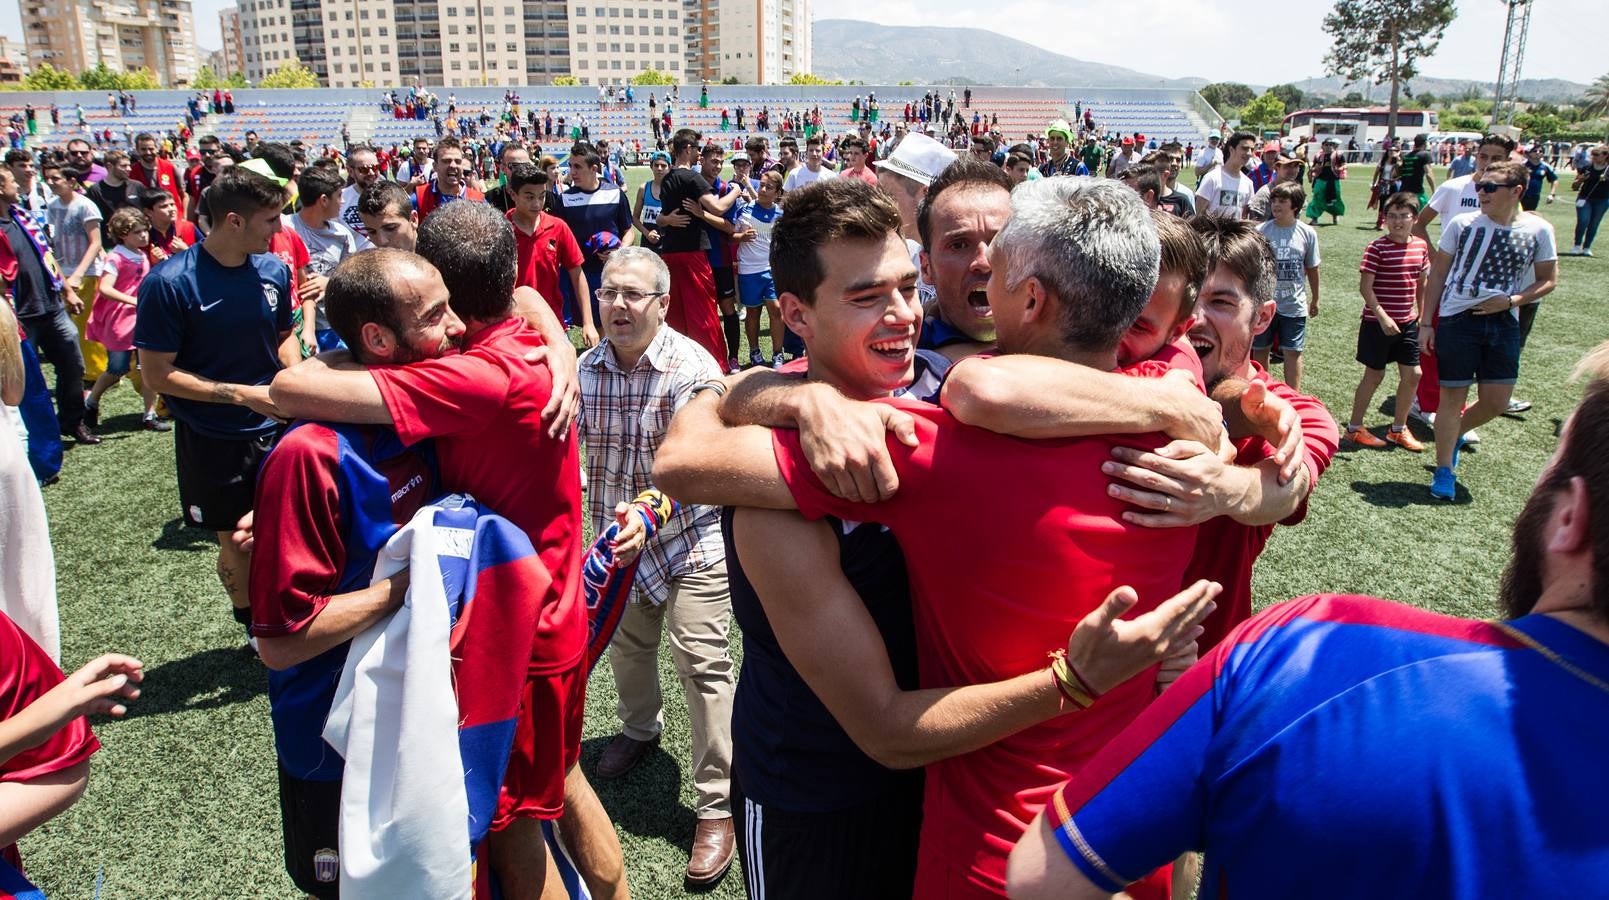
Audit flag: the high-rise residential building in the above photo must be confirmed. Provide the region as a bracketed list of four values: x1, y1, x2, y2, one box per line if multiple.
[566, 0, 684, 85]
[20, 0, 198, 84]
[236, 0, 807, 87]
[684, 0, 809, 84]
[218, 5, 245, 77]
[0, 37, 30, 83]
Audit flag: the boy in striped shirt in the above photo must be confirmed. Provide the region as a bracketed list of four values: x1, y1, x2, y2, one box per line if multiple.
[1345, 192, 1430, 450]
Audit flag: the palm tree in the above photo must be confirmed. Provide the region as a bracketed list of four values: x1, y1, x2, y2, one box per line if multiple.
[1583, 73, 1609, 120]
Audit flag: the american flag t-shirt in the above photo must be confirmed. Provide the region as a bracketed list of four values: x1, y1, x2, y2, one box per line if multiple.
[1436, 211, 1557, 319]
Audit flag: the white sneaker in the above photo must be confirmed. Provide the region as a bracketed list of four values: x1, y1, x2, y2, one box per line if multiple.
[1586, 249, 1596, 258]
[1571, 244, 1584, 255]
[1463, 428, 1481, 445]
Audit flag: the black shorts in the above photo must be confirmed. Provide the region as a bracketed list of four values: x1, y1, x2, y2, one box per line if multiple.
[712, 265, 737, 301]
[733, 769, 923, 900]
[277, 764, 342, 899]
[1356, 317, 1420, 369]
[174, 421, 279, 531]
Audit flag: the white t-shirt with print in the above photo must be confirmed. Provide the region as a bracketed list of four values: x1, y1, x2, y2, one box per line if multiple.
[1435, 211, 1557, 319]
[1196, 166, 1251, 218]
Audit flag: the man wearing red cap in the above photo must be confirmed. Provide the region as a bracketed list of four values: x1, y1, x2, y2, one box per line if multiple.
[1250, 142, 1282, 192]
[1107, 138, 1137, 178]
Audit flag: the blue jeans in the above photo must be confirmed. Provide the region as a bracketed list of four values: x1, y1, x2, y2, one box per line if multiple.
[1575, 196, 1609, 250]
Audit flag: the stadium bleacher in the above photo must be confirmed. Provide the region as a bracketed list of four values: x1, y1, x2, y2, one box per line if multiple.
[0, 85, 1214, 154]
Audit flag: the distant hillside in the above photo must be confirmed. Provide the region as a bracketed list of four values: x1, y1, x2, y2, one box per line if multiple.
[1287, 75, 1589, 104]
[812, 20, 1206, 89]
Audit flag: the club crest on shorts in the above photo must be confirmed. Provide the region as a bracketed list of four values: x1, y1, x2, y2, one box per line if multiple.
[262, 282, 280, 312]
[313, 847, 339, 882]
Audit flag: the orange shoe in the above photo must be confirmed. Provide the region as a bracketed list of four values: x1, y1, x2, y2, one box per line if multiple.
[1346, 426, 1388, 448]
[1385, 428, 1425, 452]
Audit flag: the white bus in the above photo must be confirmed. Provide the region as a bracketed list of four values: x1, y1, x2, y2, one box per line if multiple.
[1282, 107, 1439, 147]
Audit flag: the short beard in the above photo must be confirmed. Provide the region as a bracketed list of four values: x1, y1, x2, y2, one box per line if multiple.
[1498, 489, 1554, 620]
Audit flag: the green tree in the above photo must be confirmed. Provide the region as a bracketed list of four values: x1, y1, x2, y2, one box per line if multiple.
[194, 66, 222, 90]
[1442, 113, 1486, 132]
[631, 69, 676, 86]
[78, 61, 121, 91]
[227, 71, 249, 89]
[258, 58, 320, 89]
[720, 76, 740, 85]
[120, 67, 160, 90]
[787, 72, 844, 86]
[1583, 73, 1609, 120]
[1322, 0, 1457, 142]
[552, 75, 580, 86]
[1514, 111, 1564, 138]
[1241, 92, 1287, 131]
[1200, 82, 1255, 112]
[22, 62, 79, 91]
[1267, 83, 1306, 112]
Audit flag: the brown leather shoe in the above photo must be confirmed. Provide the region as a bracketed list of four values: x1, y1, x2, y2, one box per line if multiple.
[685, 815, 735, 885]
[595, 733, 658, 780]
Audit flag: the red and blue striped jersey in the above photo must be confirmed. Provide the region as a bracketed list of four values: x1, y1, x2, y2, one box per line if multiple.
[1049, 594, 1609, 898]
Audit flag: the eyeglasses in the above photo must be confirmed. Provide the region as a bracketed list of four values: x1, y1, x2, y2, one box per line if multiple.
[1474, 181, 1520, 193]
[597, 288, 664, 304]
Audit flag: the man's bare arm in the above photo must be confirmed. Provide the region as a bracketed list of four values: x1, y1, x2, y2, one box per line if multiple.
[257, 572, 409, 671]
[1006, 811, 1115, 900]
[269, 351, 394, 424]
[140, 349, 283, 420]
[940, 355, 1223, 446]
[651, 389, 798, 509]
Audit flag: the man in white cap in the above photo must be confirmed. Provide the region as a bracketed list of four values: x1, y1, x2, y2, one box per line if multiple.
[874, 132, 957, 306]
[1040, 120, 1088, 178]
[1195, 134, 1222, 184]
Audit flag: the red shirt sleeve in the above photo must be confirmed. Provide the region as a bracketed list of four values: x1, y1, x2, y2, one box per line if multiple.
[1265, 379, 1339, 526]
[770, 398, 936, 524]
[1120, 337, 1204, 386]
[1359, 240, 1381, 275]
[0, 612, 98, 784]
[247, 429, 345, 637]
[370, 351, 512, 445]
[558, 223, 583, 270]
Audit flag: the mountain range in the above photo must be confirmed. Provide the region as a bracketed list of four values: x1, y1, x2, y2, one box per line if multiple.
[812, 20, 1590, 103]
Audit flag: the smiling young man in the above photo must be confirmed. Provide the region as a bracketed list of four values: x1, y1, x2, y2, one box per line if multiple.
[1195, 132, 1255, 219]
[654, 177, 1208, 898]
[337, 145, 383, 248]
[134, 168, 295, 646]
[413, 136, 483, 220]
[1420, 160, 1558, 502]
[130, 132, 184, 217]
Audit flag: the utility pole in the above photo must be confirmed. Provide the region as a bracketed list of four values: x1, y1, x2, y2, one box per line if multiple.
[1490, 0, 1533, 128]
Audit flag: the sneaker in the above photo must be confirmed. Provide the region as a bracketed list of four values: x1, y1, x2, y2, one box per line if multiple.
[143, 413, 173, 432]
[1407, 398, 1433, 426]
[1462, 428, 1480, 445]
[772, 353, 785, 369]
[1345, 426, 1387, 448]
[1385, 428, 1424, 452]
[83, 401, 99, 429]
[1570, 244, 1584, 255]
[1430, 466, 1457, 501]
[1506, 399, 1532, 414]
[1585, 248, 1595, 258]
[749, 350, 765, 368]
[726, 357, 741, 375]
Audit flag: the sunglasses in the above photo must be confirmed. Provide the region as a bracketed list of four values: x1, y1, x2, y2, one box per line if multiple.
[1474, 181, 1520, 193]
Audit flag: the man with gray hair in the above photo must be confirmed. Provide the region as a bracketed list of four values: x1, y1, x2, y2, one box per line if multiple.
[653, 177, 1205, 898]
[577, 246, 737, 884]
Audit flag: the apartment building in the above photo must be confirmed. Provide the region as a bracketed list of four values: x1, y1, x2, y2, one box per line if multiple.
[218, 5, 245, 76]
[21, 0, 198, 84]
[235, 0, 806, 87]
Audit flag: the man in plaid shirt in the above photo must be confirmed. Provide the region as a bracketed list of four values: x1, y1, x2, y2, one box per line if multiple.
[575, 245, 737, 883]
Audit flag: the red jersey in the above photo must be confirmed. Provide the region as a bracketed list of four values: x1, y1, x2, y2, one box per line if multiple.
[145, 220, 200, 266]
[131, 157, 184, 216]
[414, 182, 485, 221]
[1359, 234, 1430, 324]
[508, 209, 583, 321]
[1, 610, 99, 787]
[1186, 365, 1339, 652]
[269, 227, 311, 299]
[1121, 335, 1203, 382]
[371, 317, 584, 674]
[772, 400, 1198, 899]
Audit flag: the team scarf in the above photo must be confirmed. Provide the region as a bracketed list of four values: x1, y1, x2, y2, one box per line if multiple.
[0, 203, 61, 295]
[581, 489, 680, 674]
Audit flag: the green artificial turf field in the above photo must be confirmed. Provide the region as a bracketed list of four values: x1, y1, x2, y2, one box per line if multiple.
[18, 164, 1608, 898]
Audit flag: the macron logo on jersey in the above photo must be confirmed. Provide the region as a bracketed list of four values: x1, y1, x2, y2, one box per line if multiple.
[563, 187, 623, 208]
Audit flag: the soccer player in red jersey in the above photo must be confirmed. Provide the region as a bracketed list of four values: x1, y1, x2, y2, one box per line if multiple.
[656, 177, 1209, 898]
[270, 202, 617, 900]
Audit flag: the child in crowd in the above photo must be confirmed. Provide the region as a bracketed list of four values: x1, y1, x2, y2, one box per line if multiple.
[138, 188, 197, 264]
[507, 162, 594, 345]
[734, 170, 785, 369]
[1345, 192, 1429, 450]
[1253, 182, 1321, 391]
[85, 207, 168, 431]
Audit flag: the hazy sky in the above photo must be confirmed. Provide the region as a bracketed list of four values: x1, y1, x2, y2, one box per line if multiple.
[4, 0, 1600, 87]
